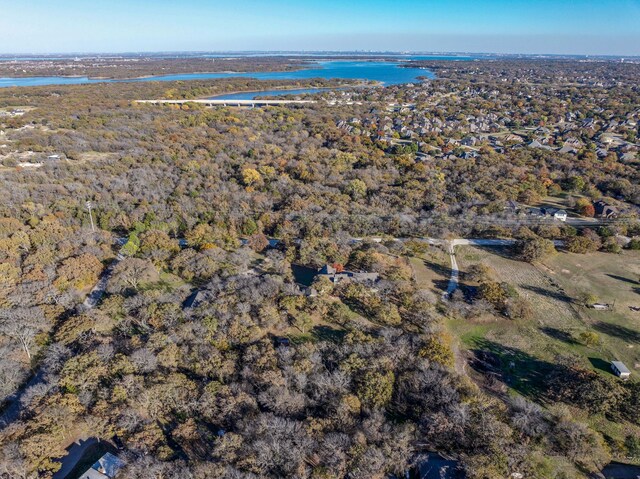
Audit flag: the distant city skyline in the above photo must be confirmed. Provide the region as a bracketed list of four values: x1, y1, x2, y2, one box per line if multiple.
[1, 0, 639, 56]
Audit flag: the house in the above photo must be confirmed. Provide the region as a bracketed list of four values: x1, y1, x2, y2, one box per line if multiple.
[317, 264, 379, 284]
[183, 289, 207, 309]
[551, 209, 567, 222]
[611, 361, 631, 380]
[504, 200, 519, 213]
[416, 454, 464, 479]
[540, 208, 567, 222]
[559, 138, 582, 154]
[528, 139, 554, 151]
[593, 200, 619, 218]
[79, 452, 124, 479]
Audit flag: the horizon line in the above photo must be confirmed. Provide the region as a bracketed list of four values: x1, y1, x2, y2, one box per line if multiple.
[1, 50, 639, 59]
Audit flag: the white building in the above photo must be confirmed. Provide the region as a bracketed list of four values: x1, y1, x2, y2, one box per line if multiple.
[611, 361, 631, 380]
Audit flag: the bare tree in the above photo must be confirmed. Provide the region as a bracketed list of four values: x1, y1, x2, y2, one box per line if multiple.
[0, 307, 47, 360]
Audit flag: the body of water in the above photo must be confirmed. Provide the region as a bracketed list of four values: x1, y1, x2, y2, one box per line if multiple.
[208, 87, 336, 100]
[0, 60, 435, 89]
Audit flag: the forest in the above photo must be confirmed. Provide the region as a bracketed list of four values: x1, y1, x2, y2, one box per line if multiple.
[0, 58, 639, 478]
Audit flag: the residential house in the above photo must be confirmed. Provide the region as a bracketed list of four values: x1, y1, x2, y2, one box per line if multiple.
[317, 264, 379, 284]
[544, 208, 567, 222]
[416, 454, 464, 479]
[593, 200, 619, 218]
[528, 139, 554, 151]
[79, 452, 124, 479]
[531, 207, 567, 221]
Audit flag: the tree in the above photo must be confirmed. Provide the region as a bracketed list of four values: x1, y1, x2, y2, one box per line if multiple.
[345, 179, 367, 199]
[121, 232, 140, 257]
[505, 297, 534, 320]
[419, 334, 454, 366]
[107, 258, 158, 293]
[357, 370, 395, 409]
[0, 307, 47, 360]
[578, 331, 600, 348]
[576, 198, 595, 217]
[241, 168, 261, 187]
[478, 281, 508, 308]
[627, 239, 640, 250]
[565, 236, 599, 254]
[292, 312, 313, 333]
[54, 253, 103, 291]
[514, 237, 556, 262]
[625, 434, 640, 460]
[466, 263, 492, 282]
[247, 233, 269, 252]
[138, 230, 179, 266]
[375, 303, 402, 326]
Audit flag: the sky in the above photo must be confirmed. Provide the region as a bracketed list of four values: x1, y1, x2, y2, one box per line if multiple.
[1, 0, 639, 56]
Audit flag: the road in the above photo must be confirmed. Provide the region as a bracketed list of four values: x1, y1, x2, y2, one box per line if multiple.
[82, 251, 124, 309]
[445, 241, 459, 300]
[430, 239, 519, 300]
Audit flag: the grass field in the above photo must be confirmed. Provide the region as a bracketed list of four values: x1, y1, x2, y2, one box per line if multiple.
[408, 246, 451, 295]
[543, 251, 640, 373]
[444, 245, 640, 457]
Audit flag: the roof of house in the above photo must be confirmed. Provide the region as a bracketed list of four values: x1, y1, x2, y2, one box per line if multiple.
[417, 454, 464, 479]
[80, 453, 125, 479]
[612, 361, 630, 374]
[319, 264, 337, 275]
[80, 469, 110, 479]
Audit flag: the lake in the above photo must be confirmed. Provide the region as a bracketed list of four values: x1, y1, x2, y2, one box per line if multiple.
[0, 59, 438, 89]
[208, 87, 337, 101]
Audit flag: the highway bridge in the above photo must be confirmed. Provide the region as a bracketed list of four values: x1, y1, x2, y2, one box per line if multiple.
[136, 98, 317, 107]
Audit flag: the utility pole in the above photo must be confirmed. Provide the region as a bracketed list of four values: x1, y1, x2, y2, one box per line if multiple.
[86, 201, 95, 232]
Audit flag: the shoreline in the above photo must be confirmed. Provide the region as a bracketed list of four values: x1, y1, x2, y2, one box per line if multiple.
[203, 80, 374, 100]
[0, 65, 314, 82]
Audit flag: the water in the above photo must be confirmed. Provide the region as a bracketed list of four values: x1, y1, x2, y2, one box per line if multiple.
[0, 60, 435, 89]
[208, 87, 337, 100]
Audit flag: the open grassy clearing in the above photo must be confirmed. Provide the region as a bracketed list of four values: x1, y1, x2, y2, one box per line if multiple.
[408, 245, 450, 295]
[448, 245, 640, 457]
[453, 245, 587, 360]
[451, 245, 640, 378]
[542, 250, 640, 373]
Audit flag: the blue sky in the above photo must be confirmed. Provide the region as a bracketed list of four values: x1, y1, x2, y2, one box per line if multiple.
[1, 0, 639, 55]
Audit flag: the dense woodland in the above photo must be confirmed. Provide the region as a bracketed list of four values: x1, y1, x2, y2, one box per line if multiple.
[0, 58, 639, 478]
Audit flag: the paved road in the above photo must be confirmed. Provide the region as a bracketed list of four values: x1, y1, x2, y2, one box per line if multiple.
[82, 251, 124, 310]
[444, 241, 459, 300]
